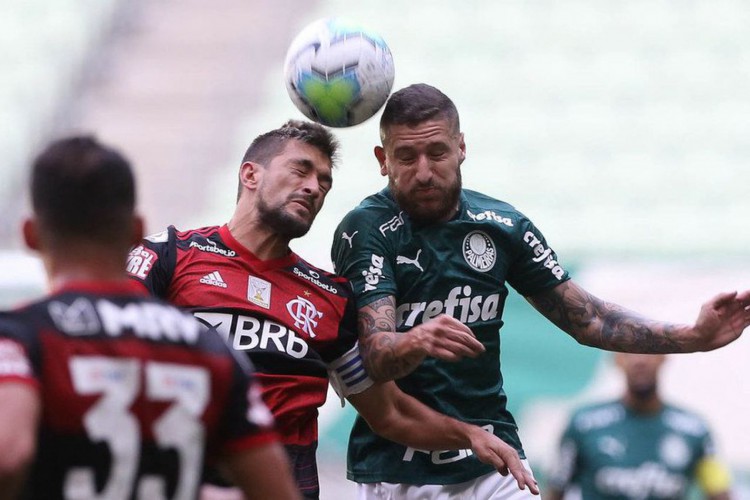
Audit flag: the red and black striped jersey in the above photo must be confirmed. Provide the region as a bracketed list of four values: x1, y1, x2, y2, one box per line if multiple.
[0, 281, 276, 500]
[126, 225, 372, 497]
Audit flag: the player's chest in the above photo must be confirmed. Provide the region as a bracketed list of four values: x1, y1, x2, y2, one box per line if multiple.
[583, 424, 696, 471]
[582, 426, 697, 498]
[169, 254, 343, 342]
[391, 224, 514, 287]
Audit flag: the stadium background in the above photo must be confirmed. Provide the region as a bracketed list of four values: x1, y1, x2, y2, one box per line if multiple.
[1, 0, 748, 497]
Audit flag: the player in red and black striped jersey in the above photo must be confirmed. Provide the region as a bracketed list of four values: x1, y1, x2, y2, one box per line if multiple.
[127, 120, 539, 499]
[129, 224, 370, 496]
[0, 136, 301, 500]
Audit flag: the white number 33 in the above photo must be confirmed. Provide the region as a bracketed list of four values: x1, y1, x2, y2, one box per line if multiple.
[64, 356, 209, 500]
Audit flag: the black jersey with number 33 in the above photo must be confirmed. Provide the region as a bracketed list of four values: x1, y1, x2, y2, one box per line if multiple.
[0, 281, 276, 500]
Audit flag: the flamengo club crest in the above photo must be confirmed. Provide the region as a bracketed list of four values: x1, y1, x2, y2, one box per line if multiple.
[463, 231, 496, 272]
[286, 295, 323, 338]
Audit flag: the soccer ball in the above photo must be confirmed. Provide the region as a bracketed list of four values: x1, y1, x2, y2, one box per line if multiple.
[283, 18, 395, 128]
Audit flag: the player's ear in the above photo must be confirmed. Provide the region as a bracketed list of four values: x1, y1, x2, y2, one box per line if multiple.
[239, 161, 262, 191]
[22, 217, 40, 251]
[374, 146, 387, 176]
[458, 133, 466, 164]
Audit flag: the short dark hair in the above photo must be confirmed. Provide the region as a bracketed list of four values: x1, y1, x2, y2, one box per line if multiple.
[242, 119, 339, 166]
[379, 83, 460, 143]
[238, 119, 340, 200]
[31, 136, 135, 247]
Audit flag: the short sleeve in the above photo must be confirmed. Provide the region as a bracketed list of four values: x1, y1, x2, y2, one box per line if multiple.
[126, 227, 176, 298]
[694, 426, 732, 495]
[0, 317, 39, 387]
[506, 214, 570, 296]
[332, 208, 397, 309]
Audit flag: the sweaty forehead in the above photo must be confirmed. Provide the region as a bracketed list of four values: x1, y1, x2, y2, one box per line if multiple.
[385, 120, 456, 148]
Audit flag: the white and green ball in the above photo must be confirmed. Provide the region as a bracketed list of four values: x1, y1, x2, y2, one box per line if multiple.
[284, 18, 395, 128]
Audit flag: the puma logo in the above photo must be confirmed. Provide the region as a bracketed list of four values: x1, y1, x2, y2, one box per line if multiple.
[341, 231, 358, 249]
[396, 249, 424, 272]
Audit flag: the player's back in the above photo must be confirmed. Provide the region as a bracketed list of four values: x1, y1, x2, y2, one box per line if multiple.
[0, 281, 267, 500]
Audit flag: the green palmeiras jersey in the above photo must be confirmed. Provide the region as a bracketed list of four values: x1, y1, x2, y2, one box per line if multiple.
[331, 187, 570, 484]
[547, 401, 718, 499]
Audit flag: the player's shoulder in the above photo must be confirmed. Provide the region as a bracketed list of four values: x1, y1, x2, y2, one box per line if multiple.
[570, 400, 626, 432]
[142, 224, 222, 245]
[170, 225, 233, 253]
[172, 224, 220, 242]
[462, 189, 528, 223]
[662, 404, 710, 437]
[129, 226, 175, 262]
[463, 189, 517, 209]
[0, 307, 38, 341]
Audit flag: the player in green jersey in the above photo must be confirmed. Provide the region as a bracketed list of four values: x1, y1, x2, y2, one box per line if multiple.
[330, 83, 750, 498]
[546, 353, 731, 499]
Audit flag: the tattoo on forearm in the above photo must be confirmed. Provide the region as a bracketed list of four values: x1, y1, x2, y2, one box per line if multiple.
[531, 282, 682, 353]
[357, 297, 421, 380]
[357, 297, 396, 338]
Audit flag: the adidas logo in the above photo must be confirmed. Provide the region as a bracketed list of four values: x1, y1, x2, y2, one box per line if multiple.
[200, 271, 228, 288]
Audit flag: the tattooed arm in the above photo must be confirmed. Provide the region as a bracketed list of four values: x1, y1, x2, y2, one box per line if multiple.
[527, 280, 750, 353]
[358, 296, 485, 382]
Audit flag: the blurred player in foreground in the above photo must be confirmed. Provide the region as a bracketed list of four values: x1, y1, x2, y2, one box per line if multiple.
[546, 353, 731, 500]
[127, 120, 537, 499]
[331, 83, 750, 499]
[0, 136, 300, 500]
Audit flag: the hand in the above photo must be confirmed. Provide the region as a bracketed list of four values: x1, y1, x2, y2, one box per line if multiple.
[691, 290, 750, 351]
[467, 427, 539, 495]
[409, 314, 485, 361]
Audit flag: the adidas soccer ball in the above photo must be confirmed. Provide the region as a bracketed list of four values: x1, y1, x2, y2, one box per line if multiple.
[283, 18, 395, 128]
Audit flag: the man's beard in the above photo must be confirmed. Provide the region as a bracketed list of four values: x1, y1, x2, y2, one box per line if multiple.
[391, 169, 462, 225]
[257, 195, 312, 239]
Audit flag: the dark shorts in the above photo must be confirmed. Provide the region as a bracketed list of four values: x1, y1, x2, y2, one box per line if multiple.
[285, 442, 320, 500]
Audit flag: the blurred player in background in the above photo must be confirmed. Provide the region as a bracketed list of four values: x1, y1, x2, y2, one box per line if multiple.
[0, 136, 300, 500]
[128, 120, 538, 499]
[331, 83, 750, 499]
[546, 353, 731, 500]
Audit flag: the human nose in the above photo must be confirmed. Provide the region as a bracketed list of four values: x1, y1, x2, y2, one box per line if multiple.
[414, 154, 433, 183]
[300, 175, 322, 198]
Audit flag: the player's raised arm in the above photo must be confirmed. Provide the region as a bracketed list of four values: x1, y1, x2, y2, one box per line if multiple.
[527, 279, 750, 353]
[357, 296, 485, 382]
[347, 381, 539, 495]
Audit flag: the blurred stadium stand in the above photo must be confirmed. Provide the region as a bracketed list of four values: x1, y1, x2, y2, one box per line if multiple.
[0, 1, 748, 498]
[0, 0, 124, 241]
[0, 0, 315, 245]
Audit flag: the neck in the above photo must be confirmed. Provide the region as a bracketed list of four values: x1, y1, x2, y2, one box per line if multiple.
[622, 391, 662, 414]
[227, 208, 291, 261]
[43, 246, 131, 291]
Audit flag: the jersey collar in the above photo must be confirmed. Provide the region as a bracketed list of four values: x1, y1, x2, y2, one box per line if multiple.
[218, 225, 299, 271]
[381, 187, 468, 223]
